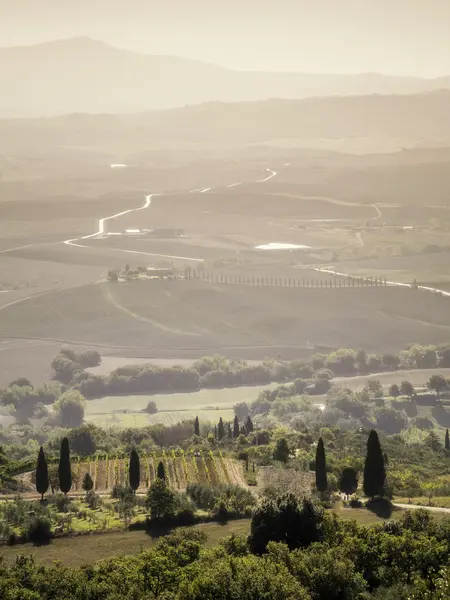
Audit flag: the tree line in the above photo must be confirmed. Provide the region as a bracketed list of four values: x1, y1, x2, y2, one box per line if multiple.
[47, 343, 450, 400]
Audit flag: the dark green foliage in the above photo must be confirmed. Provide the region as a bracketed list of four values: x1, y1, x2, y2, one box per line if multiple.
[389, 383, 400, 398]
[129, 448, 140, 492]
[233, 415, 240, 438]
[227, 421, 232, 438]
[315, 437, 328, 494]
[213, 499, 229, 523]
[51, 354, 82, 384]
[146, 478, 175, 520]
[426, 430, 443, 452]
[363, 429, 386, 499]
[144, 400, 157, 414]
[35, 446, 49, 501]
[217, 417, 225, 440]
[77, 350, 101, 368]
[273, 438, 290, 463]
[82, 472, 93, 493]
[400, 380, 415, 398]
[0, 511, 450, 598]
[375, 407, 408, 434]
[55, 391, 85, 428]
[339, 467, 358, 497]
[428, 374, 448, 396]
[186, 483, 256, 515]
[26, 516, 52, 545]
[85, 490, 101, 509]
[245, 415, 254, 434]
[58, 437, 72, 495]
[51, 493, 72, 513]
[157, 460, 166, 481]
[67, 424, 97, 456]
[9, 377, 33, 388]
[194, 416, 200, 436]
[111, 484, 134, 503]
[178, 553, 308, 599]
[445, 428, 450, 451]
[249, 494, 324, 554]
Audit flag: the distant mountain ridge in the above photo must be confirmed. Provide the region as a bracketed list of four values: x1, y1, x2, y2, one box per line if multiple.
[1, 37, 450, 117]
[2, 92, 450, 150]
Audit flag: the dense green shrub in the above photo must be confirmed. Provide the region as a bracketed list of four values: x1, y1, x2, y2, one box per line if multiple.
[26, 516, 52, 545]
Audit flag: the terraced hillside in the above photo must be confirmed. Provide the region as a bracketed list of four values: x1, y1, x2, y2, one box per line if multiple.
[70, 452, 245, 493]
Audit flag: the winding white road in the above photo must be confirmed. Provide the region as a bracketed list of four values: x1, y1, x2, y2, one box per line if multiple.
[64, 194, 153, 248]
[60, 164, 450, 300]
[62, 168, 278, 260]
[257, 168, 277, 183]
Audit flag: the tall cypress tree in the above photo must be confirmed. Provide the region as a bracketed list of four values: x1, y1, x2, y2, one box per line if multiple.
[129, 448, 140, 493]
[157, 461, 166, 481]
[315, 437, 328, 496]
[363, 429, 386, 500]
[218, 417, 225, 441]
[233, 415, 240, 438]
[194, 416, 200, 436]
[445, 428, 450, 451]
[245, 415, 254, 434]
[227, 422, 232, 439]
[35, 446, 49, 501]
[58, 437, 72, 495]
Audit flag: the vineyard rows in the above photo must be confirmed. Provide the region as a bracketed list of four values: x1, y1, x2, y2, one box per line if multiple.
[71, 451, 244, 492]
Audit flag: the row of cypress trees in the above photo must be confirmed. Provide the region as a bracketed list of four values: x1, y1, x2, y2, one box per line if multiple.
[194, 415, 254, 440]
[315, 429, 387, 499]
[36, 443, 166, 499]
[36, 437, 72, 500]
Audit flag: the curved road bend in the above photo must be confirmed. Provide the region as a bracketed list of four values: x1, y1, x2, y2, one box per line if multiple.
[64, 194, 153, 248]
[62, 168, 278, 259]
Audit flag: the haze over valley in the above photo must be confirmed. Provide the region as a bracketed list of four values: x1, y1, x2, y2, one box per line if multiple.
[3, 5, 450, 591]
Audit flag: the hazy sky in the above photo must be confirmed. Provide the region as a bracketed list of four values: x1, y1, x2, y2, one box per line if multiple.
[1, 0, 450, 76]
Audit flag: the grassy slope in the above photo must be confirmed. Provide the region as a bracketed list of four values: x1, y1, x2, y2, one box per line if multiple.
[2, 280, 450, 355]
[3, 507, 449, 567]
[0, 519, 252, 567]
[84, 385, 277, 428]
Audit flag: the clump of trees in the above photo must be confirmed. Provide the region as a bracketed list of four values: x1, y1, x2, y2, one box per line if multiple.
[54, 391, 86, 428]
[0, 382, 62, 423]
[186, 483, 255, 517]
[249, 494, 325, 554]
[1, 513, 450, 597]
[51, 348, 101, 384]
[42, 344, 450, 406]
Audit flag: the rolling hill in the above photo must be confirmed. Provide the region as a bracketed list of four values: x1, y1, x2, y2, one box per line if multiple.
[1, 37, 450, 117]
[2, 92, 450, 153]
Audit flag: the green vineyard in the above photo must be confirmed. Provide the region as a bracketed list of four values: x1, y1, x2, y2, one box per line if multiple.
[71, 451, 245, 493]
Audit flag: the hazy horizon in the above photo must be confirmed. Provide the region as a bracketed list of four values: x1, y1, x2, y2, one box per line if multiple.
[1, 0, 450, 77]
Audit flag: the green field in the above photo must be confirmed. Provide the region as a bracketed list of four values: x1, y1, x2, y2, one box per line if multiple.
[393, 496, 450, 509]
[84, 385, 277, 428]
[0, 519, 252, 567]
[333, 369, 450, 392]
[3, 506, 448, 567]
[3, 277, 450, 388]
